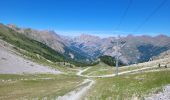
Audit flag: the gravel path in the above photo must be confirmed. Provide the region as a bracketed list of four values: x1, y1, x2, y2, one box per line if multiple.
[76, 67, 91, 76]
[59, 66, 156, 100]
[57, 79, 95, 100]
[57, 61, 169, 100]
[78, 66, 157, 78]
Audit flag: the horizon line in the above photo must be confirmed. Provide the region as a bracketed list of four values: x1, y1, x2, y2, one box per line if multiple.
[55, 30, 170, 38]
[3, 23, 169, 38]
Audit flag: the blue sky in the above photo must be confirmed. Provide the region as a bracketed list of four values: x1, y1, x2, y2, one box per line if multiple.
[0, 0, 170, 37]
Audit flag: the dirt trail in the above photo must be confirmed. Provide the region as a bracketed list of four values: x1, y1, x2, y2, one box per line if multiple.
[56, 68, 94, 100]
[76, 67, 91, 76]
[56, 57, 170, 100]
[58, 65, 159, 100]
[58, 66, 155, 100]
[57, 79, 95, 100]
[78, 66, 157, 78]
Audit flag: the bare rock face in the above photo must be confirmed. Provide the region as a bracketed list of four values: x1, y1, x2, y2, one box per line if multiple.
[23, 30, 65, 53]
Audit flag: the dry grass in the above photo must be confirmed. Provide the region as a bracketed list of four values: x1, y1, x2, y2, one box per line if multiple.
[0, 74, 84, 100]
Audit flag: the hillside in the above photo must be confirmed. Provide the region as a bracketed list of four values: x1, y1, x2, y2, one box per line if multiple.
[153, 50, 170, 60]
[99, 55, 124, 66]
[0, 39, 60, 74]
[7, 24, 91, 62]
[0, 23, 94, 67]
[0, 23, 65, 62]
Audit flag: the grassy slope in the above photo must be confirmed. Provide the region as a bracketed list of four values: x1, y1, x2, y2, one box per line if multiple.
[81, 62, 114, 76]
[81, 62, 145, 76]
[86, 70, 170, 99]
[82, 57, 170, 76]
[16, 48, 80, 74]
[0, 23, 99, 67]
[0, 23, 80, 73]
[0, 24, 84, 99]
[0, 24, 65, 62]
[0, 24, 85, 100]
[0, 74, 84, 100]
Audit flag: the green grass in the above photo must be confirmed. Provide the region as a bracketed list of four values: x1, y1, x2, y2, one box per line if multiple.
[84, 66, 142, 76]
[81, 62, 114, 75]
[0, 74, 84, 100]
[81, 62, 151, 76]
[85, 70, 170, 100]
[81, 62, 133, 76]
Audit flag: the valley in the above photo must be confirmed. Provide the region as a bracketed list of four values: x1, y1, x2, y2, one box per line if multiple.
[1, 0, 170, 99]
[0, 23, 170, 100]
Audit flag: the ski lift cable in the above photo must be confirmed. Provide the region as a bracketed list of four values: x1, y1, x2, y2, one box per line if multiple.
[115, 0, 133, 30]
[134, 0, 168, 32]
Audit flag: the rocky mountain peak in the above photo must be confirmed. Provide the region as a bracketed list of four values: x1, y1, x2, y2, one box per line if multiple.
[75, 34, 101, 43]
[7, 24, 19, 30]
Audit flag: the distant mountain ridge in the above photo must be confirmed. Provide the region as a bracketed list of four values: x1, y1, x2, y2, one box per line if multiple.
[65, 34, 170, 64]
[5, 23, 170, 65]
[7, 24, 91, 62]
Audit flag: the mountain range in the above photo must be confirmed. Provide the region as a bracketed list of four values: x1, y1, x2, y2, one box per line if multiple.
[2, 23, 170, 65]
[66, 34, 170, 64]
